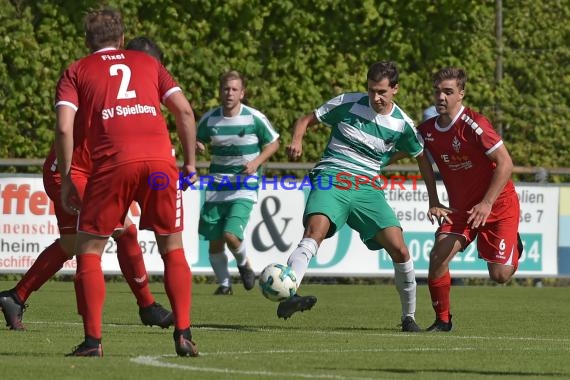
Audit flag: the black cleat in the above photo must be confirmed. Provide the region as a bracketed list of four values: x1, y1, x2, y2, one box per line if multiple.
[517, 233, 524, 259]
[174, 328, 199, 357]
[401, 316, 422, 332]
[426, 314, 453, 332]
[66, 337, 103, 357]
[0, 290, 26, 331]
[277, 294, 317, 320]
[139, 302, 173, 329]
[213, 285, 233, 295]
[237, 260, 256, 290]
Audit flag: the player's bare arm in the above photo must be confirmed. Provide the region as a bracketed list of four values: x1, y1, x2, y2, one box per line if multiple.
[165, 91, 198, 188]
[415, 151, 453, 225]
[242, 139, 280, 175]
[466, 144, 514, 228]
[286, 112, 319, 160]
[55, 105, 80, 215]
[384, 151, 409, 166]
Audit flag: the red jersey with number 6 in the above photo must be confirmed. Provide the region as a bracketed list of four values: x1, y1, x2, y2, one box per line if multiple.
[418, 106, 516, 211]
[55, 48, 179, 169]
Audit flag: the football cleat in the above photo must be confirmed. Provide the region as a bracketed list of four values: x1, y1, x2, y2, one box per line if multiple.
[426, 314, 453, 332]
[139, 302, 174, 329]
[401, 316, 422, 332]
[66, 338, 103, 357]
[277, 294, 317, 320]
[237, 260, 256, 290]
[0, 290, 26, 331]
[174, 328, 199, 357]
[213, 285, 233, 295]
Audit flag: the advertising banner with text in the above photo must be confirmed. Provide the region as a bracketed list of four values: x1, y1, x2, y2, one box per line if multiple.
[0, 176, 560, 277]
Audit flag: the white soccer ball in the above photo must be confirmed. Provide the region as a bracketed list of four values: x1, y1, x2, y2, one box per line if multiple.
[259, 263, 298, 302]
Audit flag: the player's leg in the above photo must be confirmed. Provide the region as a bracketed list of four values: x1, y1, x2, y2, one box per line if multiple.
[0, 236, 71, 331]
[154, 232, 197, 357]
[208, 239, 232, 294]
[138, 162, 197, 357]
[67, 232, 109, 357]
[350, 186, 419, 332]
[426, 232, 466, 332]
[0, 172, 83, 330]
[480, 194, 521, 283]
[276, 213, 327, 319]
[223, 200, 255, 290]
[371, 226, 421, 332]
[113, 216, 173, 328]
[199, 202, 232, 294]
[66, 164, 137, 357]
[278, 186, 349, 319]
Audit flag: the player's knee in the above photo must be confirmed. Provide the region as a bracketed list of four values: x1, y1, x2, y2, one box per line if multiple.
[113, 223, 137, 241]
[490, 270, 513, 284]
[222, 231, 240, 246]
[387, 246, 410, 263]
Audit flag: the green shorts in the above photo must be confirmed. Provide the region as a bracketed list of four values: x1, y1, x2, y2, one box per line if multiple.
[199, 199, 254, 241]
[303, 181, 400, 250]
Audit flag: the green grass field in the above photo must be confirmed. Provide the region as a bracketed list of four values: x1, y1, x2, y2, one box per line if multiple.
[1, 280, 569, 380]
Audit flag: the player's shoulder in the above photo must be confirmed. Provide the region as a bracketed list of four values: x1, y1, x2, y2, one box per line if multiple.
[417, 117, 437, 134]
[198, 106, 222, 125]
[459, 107, 493, 133]
[391, 103, 415, 128]
[326, 92, 367, 107]
[241, 104, 268, 119]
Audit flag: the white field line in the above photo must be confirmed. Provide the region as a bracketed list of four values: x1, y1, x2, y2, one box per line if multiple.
[131, 350, 458, 380]
[26, 320, 570, 344]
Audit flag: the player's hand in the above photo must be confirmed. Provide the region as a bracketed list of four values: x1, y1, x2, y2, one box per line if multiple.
[242, 160, 260, 175]
[427, 204, 454, 226]
[467, 200, 492, 228]
[286, 141, 302, 161]
[180, 164, 198, 191]
[196, 141, 206, 154]
[61, 176, 81, 215]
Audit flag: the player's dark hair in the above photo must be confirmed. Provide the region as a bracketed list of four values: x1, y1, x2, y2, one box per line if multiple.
[367, 61, 399, 87]
[84, 8, 124, 51]
[433, 67, 467, 90]
[126, 36, 164, 62]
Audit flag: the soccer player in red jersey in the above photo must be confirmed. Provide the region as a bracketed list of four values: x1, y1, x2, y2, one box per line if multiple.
[55, 9, 198, 357]
[417, 67, 522, 332]
[0, 37, 174, 333]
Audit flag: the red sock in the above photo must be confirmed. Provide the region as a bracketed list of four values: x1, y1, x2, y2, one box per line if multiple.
[428, 271, 451, 322]
[162, 248, 191, 329]
[115, 225, 154, 308]
[75, 254, 105, 340]
[15, 240, 70, 303]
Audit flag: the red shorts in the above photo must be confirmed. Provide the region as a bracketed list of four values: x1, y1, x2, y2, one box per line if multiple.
[79, 160, 183, 236]
[437, 192, 520, 266]
[43, 167, 88, 234]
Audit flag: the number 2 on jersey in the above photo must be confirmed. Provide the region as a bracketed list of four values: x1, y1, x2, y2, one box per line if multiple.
[110, 64, 136, 99]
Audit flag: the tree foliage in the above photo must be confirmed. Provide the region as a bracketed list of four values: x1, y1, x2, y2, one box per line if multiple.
[1, 0, 568, 174]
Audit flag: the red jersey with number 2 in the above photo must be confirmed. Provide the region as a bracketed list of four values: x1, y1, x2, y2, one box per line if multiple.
[55, 48, 179, 169]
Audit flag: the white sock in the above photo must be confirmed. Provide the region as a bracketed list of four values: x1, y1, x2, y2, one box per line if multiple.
[287, 238, 319, 286]
[393, 258, 417, 319]
[229, 242, 247, 267]
[209, 251, 231, 287]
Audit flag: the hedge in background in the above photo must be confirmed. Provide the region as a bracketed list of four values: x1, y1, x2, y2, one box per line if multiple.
[1, 0, 568, 176]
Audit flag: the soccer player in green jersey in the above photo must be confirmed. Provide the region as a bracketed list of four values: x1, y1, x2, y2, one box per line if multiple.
[280, 61, 442, 331]
[197, 70, 280, 295]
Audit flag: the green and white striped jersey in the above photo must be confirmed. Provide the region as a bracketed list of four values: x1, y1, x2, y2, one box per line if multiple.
[197, 104, 279, 203]
[313, 92, 423, 178]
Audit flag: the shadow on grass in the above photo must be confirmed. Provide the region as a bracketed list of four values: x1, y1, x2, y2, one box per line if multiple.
[194, 323, 396, 333]
[350, 368, 569, 377]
